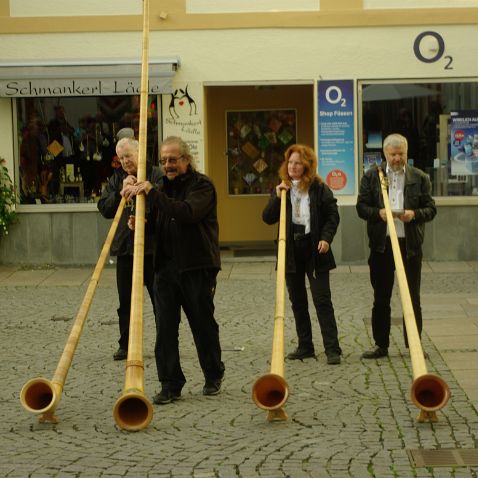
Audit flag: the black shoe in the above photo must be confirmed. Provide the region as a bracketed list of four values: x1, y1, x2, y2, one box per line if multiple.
[152, 389, 181, 405]
[286, 348, 316, 360]
[203, 379, 222, 396]
[326, 353, 341, 365]
[113, 348, 128, 361]
[361, 347, 388, 359]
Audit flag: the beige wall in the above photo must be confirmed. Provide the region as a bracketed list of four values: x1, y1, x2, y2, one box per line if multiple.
[1, 0, 478, 33]
[206, 85, 314, 243]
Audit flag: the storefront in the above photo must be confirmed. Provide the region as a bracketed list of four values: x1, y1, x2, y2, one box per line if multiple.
[0, 58, 178, 263]
[1, 2, 478, 264]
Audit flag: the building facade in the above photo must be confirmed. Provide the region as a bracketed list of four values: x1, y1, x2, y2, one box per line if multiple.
[1, 0, 478, 264]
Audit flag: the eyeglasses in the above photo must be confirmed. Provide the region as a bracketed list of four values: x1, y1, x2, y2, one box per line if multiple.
[160, 156, 182, 166]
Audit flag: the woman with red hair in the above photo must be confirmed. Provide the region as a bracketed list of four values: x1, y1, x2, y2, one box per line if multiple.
[263, 144, 342, 365]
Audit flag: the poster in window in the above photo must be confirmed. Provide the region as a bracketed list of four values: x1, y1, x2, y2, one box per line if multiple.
[450, 111, 478, 175]
[226, 109, 296, 195]
[317, 79, 355, 194]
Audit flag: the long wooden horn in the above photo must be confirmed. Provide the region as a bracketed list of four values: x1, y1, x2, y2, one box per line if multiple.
[112, 0, 153, 431]
[252, 189, 289, 421]
[20, 197, 126, 423]
[378, 167, 450, 422]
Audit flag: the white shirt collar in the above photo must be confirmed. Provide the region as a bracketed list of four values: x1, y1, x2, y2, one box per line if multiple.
[386, 164, 406, 175]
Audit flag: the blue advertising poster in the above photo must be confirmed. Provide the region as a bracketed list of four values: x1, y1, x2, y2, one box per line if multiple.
[450, 111, 478, 175]
[317, 80, 355, 195]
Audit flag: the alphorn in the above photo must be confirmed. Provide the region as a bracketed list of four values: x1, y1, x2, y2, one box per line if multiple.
[112, 0, 153, 431]
[252, 189, 289, 421]
[378, 167, 449, 422]
[20, 196, 127, 423]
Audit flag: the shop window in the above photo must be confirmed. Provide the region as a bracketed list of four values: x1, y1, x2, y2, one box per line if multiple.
[226, 109, 296, 196]
[361, 80, 478, 197]
[15, 95, 158, 205]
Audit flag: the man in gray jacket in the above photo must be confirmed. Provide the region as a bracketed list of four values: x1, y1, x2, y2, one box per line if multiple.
[356, 133, 436, 359]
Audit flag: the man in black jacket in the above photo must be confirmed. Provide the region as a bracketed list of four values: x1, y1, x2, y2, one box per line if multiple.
[122, 136, 224, 404]
[356, 133, 436, 359]
[98, 137, 162, 360]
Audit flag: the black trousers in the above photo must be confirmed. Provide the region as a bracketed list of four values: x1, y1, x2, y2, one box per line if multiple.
[285, 237, 341, 356]
[116, 254, 155, 350]
[368, 237, 423, 349]
[153, 260, 224, 392]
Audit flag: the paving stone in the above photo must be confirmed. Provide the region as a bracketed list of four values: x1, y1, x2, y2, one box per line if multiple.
[1, 262, 478, 477]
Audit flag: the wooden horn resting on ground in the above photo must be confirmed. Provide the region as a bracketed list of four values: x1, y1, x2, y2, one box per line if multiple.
[378, 168, 450, 422]
[20, 197, 126, 423]
[112, 0, 153, 431]
[252, 189, 289, 421]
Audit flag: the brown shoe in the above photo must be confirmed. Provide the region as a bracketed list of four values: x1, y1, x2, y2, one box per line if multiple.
[361, 347, 388, 359]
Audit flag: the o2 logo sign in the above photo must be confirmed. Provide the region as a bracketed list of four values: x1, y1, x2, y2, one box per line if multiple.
[325, 85, 347, 108]
[413, 31, 453, 70]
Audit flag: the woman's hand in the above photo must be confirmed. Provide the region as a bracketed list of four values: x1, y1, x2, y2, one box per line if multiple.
[317, 240, 330, 254]
[275, 181, 290, 197]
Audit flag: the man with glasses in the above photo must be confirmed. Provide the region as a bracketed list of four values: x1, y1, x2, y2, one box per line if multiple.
[98, 136, 162, 360]
[122, 136, 225, 404]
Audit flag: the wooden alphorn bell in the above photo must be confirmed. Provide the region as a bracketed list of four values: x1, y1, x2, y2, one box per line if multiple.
[20, 197, 127, 423]
[112, 0, 153, 431]
[378, 167, 450, 422]
[252, 189, 289, 421]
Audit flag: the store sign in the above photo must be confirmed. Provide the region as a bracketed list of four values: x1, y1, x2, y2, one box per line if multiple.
[317, 79, 355, 195]
[0, 77, 173, 97]
[162, 82, 205, 172]
[450, 111, 478, 175]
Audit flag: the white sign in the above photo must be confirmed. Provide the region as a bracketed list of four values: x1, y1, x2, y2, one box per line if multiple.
[162, 83, 205, 172]
[0, 78, 173, 97]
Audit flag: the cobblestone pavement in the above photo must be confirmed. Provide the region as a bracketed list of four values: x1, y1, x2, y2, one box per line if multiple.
[1, 262, 478, 477]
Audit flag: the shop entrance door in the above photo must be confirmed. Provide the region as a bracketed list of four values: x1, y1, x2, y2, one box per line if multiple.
[205, 84, 314, 246]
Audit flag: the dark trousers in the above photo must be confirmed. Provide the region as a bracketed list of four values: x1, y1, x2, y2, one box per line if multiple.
[153, 261, 224, 392]
[286, 238, 341, 356]
[368, 237, 423, 349]
[116, 254, 155, 350]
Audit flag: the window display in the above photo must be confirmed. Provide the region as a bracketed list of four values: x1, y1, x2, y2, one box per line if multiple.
[361, 80, 478, 197]
[226, 109, 296, 195]
[16, 95, 159, 204]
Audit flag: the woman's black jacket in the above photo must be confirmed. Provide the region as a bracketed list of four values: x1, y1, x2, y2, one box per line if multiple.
[262, 179, 340, 274]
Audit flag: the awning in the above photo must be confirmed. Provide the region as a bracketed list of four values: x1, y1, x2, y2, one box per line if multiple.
[0, 57, 180, 97]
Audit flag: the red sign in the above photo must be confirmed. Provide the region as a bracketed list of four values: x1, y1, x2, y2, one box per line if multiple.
[326, 169, 347, 191]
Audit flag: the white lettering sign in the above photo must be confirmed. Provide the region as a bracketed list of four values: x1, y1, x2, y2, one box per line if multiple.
[0, 78, 172, 97]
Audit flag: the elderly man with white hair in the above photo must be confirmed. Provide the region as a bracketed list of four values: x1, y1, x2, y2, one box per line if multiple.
[356, 133, 436, 360]
[98, 136, 162, 360]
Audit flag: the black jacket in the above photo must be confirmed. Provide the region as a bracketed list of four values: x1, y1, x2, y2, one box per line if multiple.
[262, 179, 340, 274]
[147, 168, 221, 273]
[97, 164, 163, 256]
[356, 164, 436, 257]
